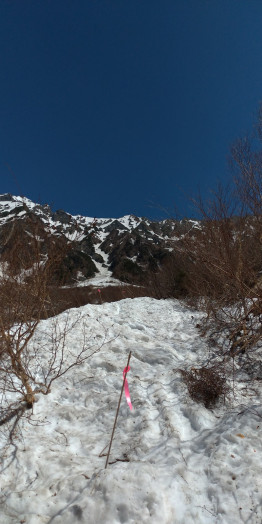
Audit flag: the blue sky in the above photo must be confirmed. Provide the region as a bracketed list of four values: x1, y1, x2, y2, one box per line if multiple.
[1, 0, 262, 220]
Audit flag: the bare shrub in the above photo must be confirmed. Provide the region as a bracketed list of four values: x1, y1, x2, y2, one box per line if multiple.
[87, 284, 149, 302]
[181, 365, 228, 408]
[43, 283, 149, 316]
[172, 103, 262, 390]
[178, 185, 259, 304]
[147, 253, 187, 299]
[177, 178, 262, 359]
[0, 219, 110, 443]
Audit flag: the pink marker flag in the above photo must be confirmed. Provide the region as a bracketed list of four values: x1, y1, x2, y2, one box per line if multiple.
[123, 365, 133, 410]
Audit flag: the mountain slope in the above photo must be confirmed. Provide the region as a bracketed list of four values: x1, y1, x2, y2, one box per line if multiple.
[0, 193, 197, 287]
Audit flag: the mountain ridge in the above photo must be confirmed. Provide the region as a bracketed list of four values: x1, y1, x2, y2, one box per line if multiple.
[0, 193, 198, 287]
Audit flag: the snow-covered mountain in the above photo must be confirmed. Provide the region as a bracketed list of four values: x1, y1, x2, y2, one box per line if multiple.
[0, 193, 178, 240]
[0, 193, 198, 287]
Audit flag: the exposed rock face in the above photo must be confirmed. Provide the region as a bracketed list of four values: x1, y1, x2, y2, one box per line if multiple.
[52, 209, 72, 224]
[0, 194, 198, 285]
[0, 193, 14, 202]
[104, 219, 128, 233]
[54, 250, 98, 284]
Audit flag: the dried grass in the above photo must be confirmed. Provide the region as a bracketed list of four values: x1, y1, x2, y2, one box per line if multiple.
[181, 366, 228, 408]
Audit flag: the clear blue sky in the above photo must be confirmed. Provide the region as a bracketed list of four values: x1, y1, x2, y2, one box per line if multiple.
[1, 0, 262, 219]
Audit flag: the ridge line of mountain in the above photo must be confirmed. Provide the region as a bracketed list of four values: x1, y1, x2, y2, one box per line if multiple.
[0, 193, 198, 287]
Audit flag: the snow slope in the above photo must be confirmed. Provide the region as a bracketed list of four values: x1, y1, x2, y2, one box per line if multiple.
[1, 298, 261, 523]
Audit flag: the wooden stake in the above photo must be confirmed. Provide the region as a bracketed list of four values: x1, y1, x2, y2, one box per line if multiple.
[105, 351, 132, 469]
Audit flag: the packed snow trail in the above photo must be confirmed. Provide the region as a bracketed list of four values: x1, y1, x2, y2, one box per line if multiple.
[0, 298, 261, 523]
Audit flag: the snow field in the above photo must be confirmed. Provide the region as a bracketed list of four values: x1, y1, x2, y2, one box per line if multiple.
[0, 298, 261, 523]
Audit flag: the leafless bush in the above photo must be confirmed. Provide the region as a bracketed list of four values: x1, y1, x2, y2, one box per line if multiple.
[0, 220, 109, 443]
[173, 103, 262, 379]
[43, 283, 149, 316]
[179, 185, 259, 303]
[181, 365, 228, 408]
[146, 253, 187, 299]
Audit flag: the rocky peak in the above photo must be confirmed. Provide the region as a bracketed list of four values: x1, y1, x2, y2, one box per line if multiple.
[0, 194, 200, 286]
